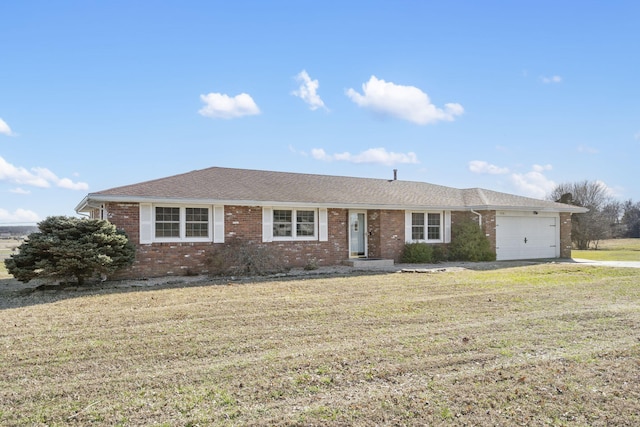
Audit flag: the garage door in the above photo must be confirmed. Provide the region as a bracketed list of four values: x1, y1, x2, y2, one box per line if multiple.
[496, 215, 558, 260]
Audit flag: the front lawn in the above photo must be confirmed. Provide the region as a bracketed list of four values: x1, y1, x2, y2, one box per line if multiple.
[1, 264, 639, 425]
[572, 238, 640, 261]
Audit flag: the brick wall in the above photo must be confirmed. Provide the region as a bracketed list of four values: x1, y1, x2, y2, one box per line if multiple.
[377, 210, 405, 261]
[103, 203, 579, 278]
[559, 212, 572, 258]
[104, 203, 352, 278]
[450, 210, 497, 254]
[104, 202, 214, 278]
[224, 206, 350, 268]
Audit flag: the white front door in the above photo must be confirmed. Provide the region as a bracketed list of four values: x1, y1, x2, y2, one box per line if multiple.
[349, 211, 367, 258]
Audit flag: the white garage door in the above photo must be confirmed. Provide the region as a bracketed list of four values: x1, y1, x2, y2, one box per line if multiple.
[496, 214, 559, 260]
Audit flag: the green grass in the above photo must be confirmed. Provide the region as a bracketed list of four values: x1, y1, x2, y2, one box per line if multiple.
[572, 238, 640, 261]
[1, 264, 639, 426]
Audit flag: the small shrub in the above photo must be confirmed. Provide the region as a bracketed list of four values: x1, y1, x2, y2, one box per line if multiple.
[448, 219, 496, 261]
[208, 238, 288, 276]
[431, 245, 448, 262]
[5, 216, 135, 286]
[401, 242, 434, 263]
[304, 258, 319, 271]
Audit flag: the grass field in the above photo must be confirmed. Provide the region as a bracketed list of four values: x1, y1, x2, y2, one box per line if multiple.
[1, 264, 639, 425]
[0, 239, 21, 279]
[572, 238, 640, 261]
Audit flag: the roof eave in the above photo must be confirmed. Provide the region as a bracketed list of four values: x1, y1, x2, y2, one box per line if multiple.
[77, 195, 589, 214]
[471, 205, 589, 213]
[77, 194, 473, 212]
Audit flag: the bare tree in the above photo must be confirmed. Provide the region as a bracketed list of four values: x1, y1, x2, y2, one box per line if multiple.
[602, 201, 625, 239]
[622, 200, 640, 238]
[548, 180, 613, 249]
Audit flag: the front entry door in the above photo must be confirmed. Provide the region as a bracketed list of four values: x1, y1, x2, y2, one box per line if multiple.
[349, 211, 367, 258]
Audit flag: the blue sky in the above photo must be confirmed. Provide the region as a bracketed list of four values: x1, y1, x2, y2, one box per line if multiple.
[1, 1, 638, 224]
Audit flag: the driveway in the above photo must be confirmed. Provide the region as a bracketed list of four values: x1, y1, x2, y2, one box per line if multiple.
[571, 258, 640, 269]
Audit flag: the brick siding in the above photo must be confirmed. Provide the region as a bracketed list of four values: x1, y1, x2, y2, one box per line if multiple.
[104, 203, 352, 279]
[450, 210, 497, 254]
[559, 212, 572, 258]
[101, 202, 573, 278]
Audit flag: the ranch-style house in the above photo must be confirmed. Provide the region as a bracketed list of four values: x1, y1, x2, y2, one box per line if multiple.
[75, 166, 587, 278]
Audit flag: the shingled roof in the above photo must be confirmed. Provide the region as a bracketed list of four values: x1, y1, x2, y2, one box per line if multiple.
[76, 166, 586, 213]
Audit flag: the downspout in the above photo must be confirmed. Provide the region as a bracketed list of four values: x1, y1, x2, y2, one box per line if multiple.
[470, 209, 482, 228]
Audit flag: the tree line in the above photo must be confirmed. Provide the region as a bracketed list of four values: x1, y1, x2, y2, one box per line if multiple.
[548, 180, 640, 250]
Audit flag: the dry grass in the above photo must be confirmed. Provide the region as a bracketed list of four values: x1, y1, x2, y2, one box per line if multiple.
[1, 264, 640, 426]
[0, 239, 22, 279]
[573, 238, 640, 261]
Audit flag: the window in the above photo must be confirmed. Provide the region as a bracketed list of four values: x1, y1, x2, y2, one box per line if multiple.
[154, 206, 210, 240]
[411, 213, 425, 240]
[186, 208, 209, 237]
[273, 210, 293, 237]
[155, 207, 180, 238]
[296, 210, 315, 236]
[427, 213, 441, 240]
[272, 209, 316, 239]
[410, 211, 442, 242]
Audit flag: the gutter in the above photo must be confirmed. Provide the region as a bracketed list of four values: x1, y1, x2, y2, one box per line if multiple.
[76, 195, 590, 215]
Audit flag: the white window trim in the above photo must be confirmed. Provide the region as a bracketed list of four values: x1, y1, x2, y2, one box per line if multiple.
[271, 208, 319, 241]
[140, 203, 224, 244]
[405, 210, 445, 243]
[263, 207, 328, 242]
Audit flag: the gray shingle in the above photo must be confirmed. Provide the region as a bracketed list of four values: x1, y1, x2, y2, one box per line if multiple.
[78, 166, 585, 212]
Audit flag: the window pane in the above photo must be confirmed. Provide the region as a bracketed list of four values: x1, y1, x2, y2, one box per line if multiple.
[296, 210, 315, 236]
[155, 222, 180, 238]
[427, 213, 441, 240]
[156, 207, 180, 222]
[273, 210, 292, 223]
[412, 213, 425, 226]
[155, 207, 180, 237]
[273, 210, 292, 237]
[186, 222, 208, 237]
[412, 213, 425, 240]
[186, 208, 209, 237]
[186, 207, 208, 222]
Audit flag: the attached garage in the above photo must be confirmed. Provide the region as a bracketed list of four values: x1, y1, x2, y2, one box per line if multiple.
[495, 212, 560, 260]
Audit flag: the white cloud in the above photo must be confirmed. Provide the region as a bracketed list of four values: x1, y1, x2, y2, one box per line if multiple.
[541, 75, 562, 84]
[346, 76, 464, 125]
[311, 148, 331, 161]
[198, 92, 261, 119]
[0, 118, 15, 136]
[312, 147, 419, 166]
[9, 187, 30, 195]
[0, 156, 89, 190]
[634, 131, 640, 141]
[595, 179, 621, 198]
[57, 177, 90, 190]
[510, 164, 556, 199]
[292, 70, 327, 111]
[532, 164, 552, 172]
[0, 208, 39, 224]
[288, 145, 308, 156]
[577, 145, 598, 154]
[468, 160, 509, 175]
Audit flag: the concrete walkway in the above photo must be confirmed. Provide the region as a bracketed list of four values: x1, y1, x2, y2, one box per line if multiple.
[570, 258, 640, 269]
